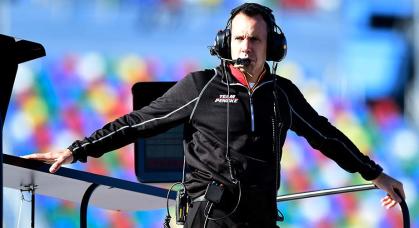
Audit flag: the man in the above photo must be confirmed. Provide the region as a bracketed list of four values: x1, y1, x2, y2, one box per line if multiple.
[24, 3, 405, 227]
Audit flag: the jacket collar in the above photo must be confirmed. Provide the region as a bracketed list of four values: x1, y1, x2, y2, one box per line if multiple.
[217, 63, 273, 86]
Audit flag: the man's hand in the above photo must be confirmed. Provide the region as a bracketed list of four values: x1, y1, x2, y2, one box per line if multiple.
[372, 172, 405, 209]
[21, 149, 74, 173]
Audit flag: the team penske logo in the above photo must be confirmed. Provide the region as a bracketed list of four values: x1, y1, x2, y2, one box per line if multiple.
[214, 95, 239, 103]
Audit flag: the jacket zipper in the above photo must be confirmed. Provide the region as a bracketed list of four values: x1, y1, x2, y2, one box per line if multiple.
[249, 93, 255, 132]
[228, 81, 271, 133]
[249, 82, 270, 133]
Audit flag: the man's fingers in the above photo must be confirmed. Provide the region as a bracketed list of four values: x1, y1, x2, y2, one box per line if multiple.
[49, 162, 59, 173]
[22, 150, 73, 173]
[382, 196, 395, 205]
[49, 159, 64, 173]
[381, 196, 399, 209]
[381, 196, 392, 204]
[385, 200, 398, 210]
[49, 153, 73, 173]
[23, 152, 63, 162]
[21, 153, 46, 160]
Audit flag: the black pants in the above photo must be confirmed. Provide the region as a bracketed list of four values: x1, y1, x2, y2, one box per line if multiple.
[184, 187, 279, 228]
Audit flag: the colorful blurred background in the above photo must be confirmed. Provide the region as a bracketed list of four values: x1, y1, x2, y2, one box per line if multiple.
[2, 0, 418, 227]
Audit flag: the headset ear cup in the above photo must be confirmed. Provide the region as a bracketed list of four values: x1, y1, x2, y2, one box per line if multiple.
[213, 29, 231, 59]
[267, 31, 287, 62]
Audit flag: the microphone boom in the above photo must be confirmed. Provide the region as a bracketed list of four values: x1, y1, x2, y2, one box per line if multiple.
[234, 58, 250, 67]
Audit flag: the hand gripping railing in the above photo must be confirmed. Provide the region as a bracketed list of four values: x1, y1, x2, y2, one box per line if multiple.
[277, 184, 410, 228]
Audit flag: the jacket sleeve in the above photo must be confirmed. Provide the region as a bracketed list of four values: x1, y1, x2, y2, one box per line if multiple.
[283, 81, 383, 181]
[68, 75, 199, 163]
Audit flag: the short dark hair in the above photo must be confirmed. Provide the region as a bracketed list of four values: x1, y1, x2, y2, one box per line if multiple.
[226, 3, 277, 34]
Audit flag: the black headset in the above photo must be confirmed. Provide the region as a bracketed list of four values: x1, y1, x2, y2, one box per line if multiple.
[210, 3, 287, 62]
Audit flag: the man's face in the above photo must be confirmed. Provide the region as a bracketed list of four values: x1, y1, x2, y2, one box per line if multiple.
[230, 13, 268, 76]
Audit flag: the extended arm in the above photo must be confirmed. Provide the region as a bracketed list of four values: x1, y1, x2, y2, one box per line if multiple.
[282, 80, 405, 208]
[23, 74, 200, 172]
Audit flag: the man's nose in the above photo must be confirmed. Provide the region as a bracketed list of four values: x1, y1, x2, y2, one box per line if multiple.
[240, 39, 251, 53]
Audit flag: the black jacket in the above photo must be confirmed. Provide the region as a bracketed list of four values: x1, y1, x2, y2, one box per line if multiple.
[68, 64, 383, 199]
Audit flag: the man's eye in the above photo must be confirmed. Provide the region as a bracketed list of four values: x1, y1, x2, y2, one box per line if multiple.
[250, 37, 259, 41]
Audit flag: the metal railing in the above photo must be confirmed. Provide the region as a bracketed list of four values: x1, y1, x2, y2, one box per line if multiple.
[277, 184, 410, 228]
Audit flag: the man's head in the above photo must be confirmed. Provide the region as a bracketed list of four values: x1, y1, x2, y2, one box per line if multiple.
[230, 7, 269, 76]
[211, 3, 287, 75]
